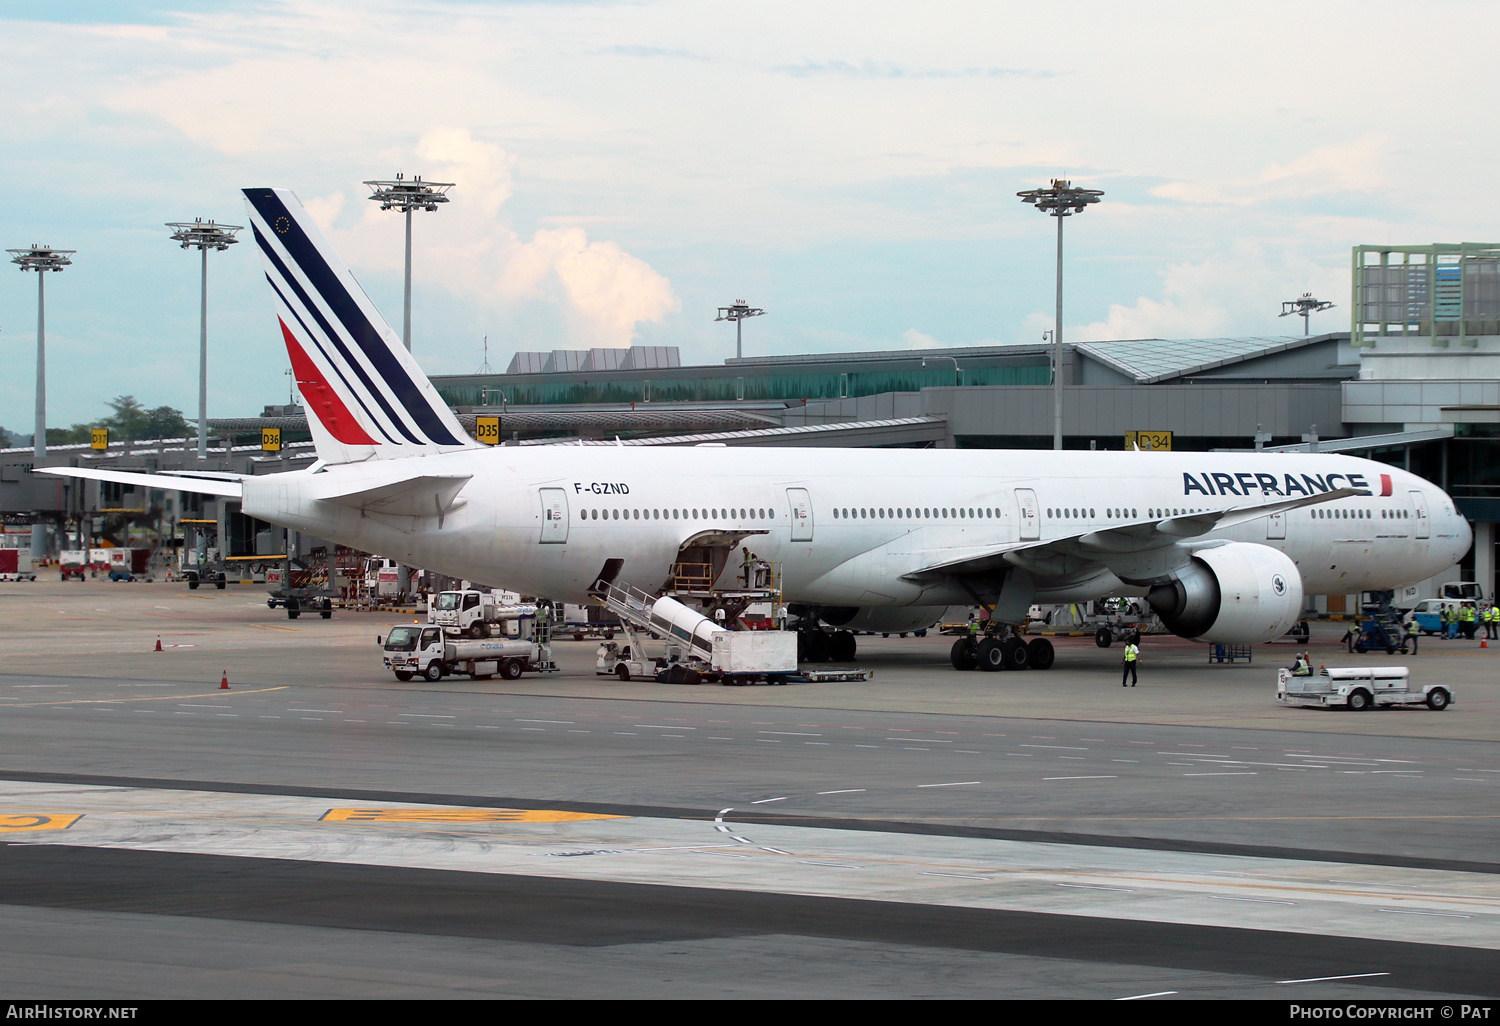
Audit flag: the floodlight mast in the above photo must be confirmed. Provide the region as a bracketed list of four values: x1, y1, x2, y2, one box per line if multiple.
[1018, 179, 1103, 450]
[1280, 292, 1335, 337]
[364, 173, 454, 352]
[716, 300, 766, 360]
[167, 219, 242, 460]
[8, 245, 74, 461]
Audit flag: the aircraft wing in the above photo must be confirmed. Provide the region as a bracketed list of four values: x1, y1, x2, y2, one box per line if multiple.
[320, 474, 472, 517]
[900, 487, 1366, 584]
[35, 466, 244, 498]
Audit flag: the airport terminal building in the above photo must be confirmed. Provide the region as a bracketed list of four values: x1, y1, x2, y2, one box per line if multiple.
[4, 241, 1499, 607]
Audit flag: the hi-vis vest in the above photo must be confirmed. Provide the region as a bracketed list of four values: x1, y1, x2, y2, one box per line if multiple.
[1123, 644, 1139, 662]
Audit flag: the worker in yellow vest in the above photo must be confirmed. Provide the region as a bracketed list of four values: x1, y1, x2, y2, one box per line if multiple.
[1121, 639, 1139, 687]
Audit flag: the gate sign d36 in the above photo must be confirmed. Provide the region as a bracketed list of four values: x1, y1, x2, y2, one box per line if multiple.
[1125, 430, 1172, 452]
[261, 428, 282, 452]
[90, 428, 108, 450]
[476, 416, 501, 445]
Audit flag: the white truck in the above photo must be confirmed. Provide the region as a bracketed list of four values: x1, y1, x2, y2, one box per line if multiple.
[379, 624, 555, 681]
[429, 589, 537, 638]
[1277, 665, 1453, 711]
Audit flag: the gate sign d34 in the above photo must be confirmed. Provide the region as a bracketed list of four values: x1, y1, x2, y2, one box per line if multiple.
[261, 428, 282, 452]
[476, 416, 501, 445]
[1125, 430, 1172, 452]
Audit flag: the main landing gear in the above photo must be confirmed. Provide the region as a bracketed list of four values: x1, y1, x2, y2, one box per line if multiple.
[797, 629, 859, 663]
[950, 632, 1054, 672]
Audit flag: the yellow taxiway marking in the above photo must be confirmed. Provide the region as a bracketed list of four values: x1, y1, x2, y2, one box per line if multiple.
[251, 623, 302, 632]
[11, 685, 289, 708]
[321, 808, 626, 824]
[0, 813, 83, 831]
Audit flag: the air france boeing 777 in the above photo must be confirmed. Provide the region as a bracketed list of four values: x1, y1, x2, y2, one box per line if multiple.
[41, 188, 1470, 669]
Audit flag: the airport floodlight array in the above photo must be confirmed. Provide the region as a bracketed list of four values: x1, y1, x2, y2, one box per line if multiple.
[8, 244, 75, 461]
[364, 173, 455, 353]
[716, 300, 766, 361]
[167, 219, 243, 461]
[1018, 179, 1104, 450]
[1280, 292, 1335, 337]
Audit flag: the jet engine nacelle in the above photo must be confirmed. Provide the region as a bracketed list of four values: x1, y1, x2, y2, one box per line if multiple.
[816, 605, 952, 634]
[1146, 543, 1302, 644]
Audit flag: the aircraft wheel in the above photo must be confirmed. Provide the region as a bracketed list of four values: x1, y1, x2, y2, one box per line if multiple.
[500, 659, 524, 680]
[950, 638, 978, 671]
[1095, 627, 1113, 648]
[1027, 637, 1055, 670]
[801, 630, 830, 663]
[976, 637, 1004, 672]
[1002, 637, 1030, 671]
[829, 631, 857, 662]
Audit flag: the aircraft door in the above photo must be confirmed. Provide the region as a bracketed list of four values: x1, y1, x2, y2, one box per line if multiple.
[787, 488, 813, 542]
[1266, 510, 1286, 540]
[539, 487, 569, 544]
[1015, 488, 1039, 541]
[1410, 490, 1430, 539]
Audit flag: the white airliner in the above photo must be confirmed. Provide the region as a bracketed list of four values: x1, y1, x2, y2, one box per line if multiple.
[41, 188, 1470, 668]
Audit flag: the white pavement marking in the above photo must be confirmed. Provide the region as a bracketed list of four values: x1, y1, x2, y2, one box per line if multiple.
[1278, 973, 1390, 984]
[917, 781, 980, 788]
[1044, 775, 1117, 781]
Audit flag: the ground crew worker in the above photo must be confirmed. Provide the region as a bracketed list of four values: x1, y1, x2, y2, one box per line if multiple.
[741, 548, 755, 588]
[1441, 604, 1455, 639]
[1405, 614, 1419, 654]
[1121, 639, 1139, 687]
[1488, 603, 1499, 640]
[1290, 650, 1312, 676]
[1462, 602, 1477, 640]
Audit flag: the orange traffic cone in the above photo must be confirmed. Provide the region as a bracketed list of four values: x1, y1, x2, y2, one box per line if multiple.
[219, 671, 229, 690]
[1482, 639, 1488, 649]
[154, 636, 162, 652]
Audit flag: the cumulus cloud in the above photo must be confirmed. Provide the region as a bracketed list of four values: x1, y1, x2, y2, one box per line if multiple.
[1150, 137, 1388, 207]
[317, 128, 677, 348]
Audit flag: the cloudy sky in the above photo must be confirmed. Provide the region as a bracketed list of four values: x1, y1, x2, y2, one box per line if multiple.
[1, 0, 1495, 428]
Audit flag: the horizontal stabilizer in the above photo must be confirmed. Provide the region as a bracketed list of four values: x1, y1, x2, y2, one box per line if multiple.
[321, 474, 472, 517]
[35, 466, 243, 499]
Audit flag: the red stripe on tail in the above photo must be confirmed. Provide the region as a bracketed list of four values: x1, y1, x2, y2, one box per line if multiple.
[279, 319, 379, 446]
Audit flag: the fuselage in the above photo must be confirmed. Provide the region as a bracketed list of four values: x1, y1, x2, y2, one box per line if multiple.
[243, 446, 1468, 608]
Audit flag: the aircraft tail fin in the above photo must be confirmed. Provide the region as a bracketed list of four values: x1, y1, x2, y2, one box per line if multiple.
[241, 187, 478, 465]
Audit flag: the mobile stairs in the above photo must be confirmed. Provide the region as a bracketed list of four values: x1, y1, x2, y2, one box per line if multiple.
[1355, 591, 1407, 655]
[588, 578, 799, 685]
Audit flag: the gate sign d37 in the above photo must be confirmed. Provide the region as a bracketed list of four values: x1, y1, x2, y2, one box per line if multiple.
[261, 428, 282, 452]
[1125, 430, 1172, 452]
[90, 428, 108, 450]
[476, 416, 501, 445]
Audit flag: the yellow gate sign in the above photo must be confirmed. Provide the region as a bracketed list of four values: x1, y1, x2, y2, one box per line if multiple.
[261, 427, 282, 452]
[476, 416, 501, 445]
[90, 428, 109, 450]
[1125, 430, 1172, 452]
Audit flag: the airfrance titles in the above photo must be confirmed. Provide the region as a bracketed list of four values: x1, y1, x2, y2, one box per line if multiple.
[1183, 470, 1381, 497]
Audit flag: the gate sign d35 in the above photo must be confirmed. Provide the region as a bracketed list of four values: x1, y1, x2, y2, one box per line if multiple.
[90, 429, 108, 450]
[261, 427, 282, 452]
[476, 416, 501, 445]
[1125, 430, 1172, 452]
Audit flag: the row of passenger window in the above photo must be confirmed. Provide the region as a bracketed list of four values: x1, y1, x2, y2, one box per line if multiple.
[834, 507, 997, 520]
[580, 507, 777, 522]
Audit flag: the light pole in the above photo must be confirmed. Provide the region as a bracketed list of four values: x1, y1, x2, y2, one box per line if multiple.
[8, 245, 74, 460]
[1280, 293, 1335, 336]
[8, 244, 73, 562]
[1018, 179, 1103, 450]
[167, 219, 242, 460]
[716, 300, 766, 360]
[364, 173, 454, 352]
[921, 355, 961, 386]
